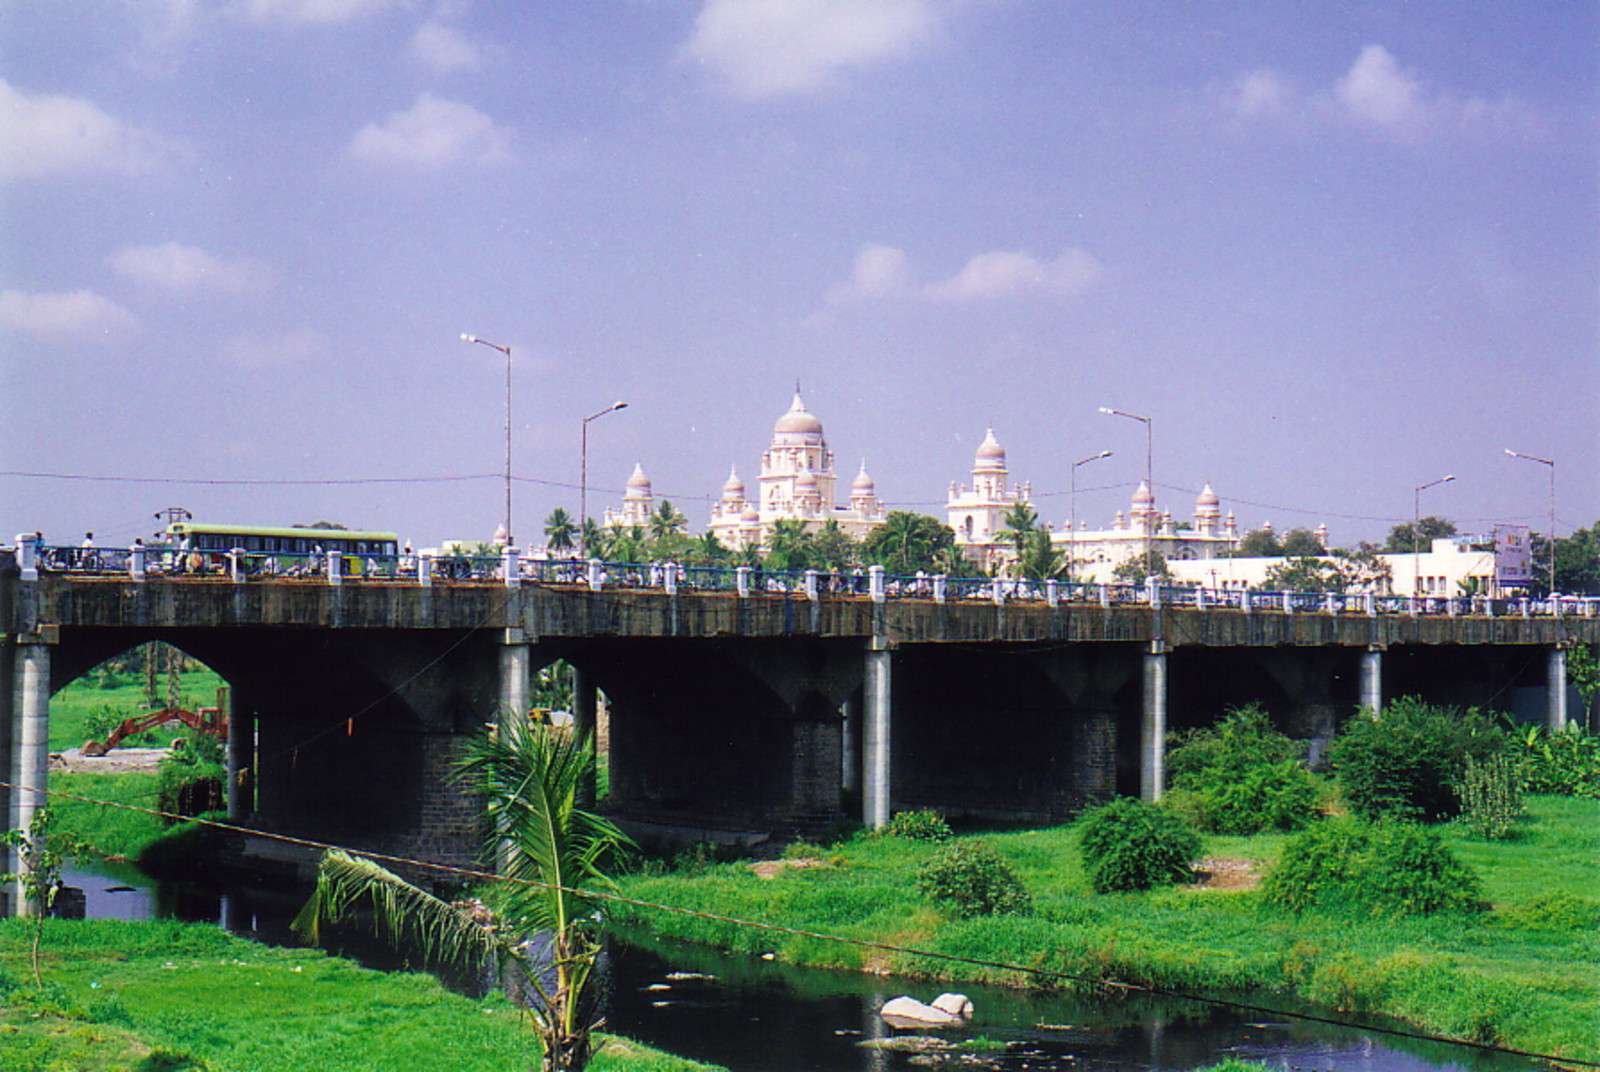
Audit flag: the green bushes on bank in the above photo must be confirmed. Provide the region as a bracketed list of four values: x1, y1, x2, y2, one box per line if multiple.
[1262, 817, 1485, 916]
[1330, 698, 1504, 821]
[916, 839, 1031, 918]
[1078, 798, 1201, 893]
[1165, 705, 1319, 834]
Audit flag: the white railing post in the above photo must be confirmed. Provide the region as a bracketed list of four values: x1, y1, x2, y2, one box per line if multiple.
[229, 549, 244, 583]
[1146, 579, 1161, 608]
[1323, 592, 1336, 614]
[1045, 579, 1058, 607]
[1098, 584, 1111, 608]
[736, 566, 751, 597]
[418, 552, 434, 587]
[326, 549, 343, 586]
[1281, 591, 1293, 614]
[587, 558, 604, 592]
[129, 542, 147, 581]
[991, 577, 1005, 605]
[1195, 586, 1208, 611]
[1364, 591, 1376, 616]
[868, 565, 886, 603]
[664, 561, 679, 595]
[932, 574, 947, 604]
[15, 533, 38, 580]
[804, 569, 819, 601]
[502, 547, 521, 588]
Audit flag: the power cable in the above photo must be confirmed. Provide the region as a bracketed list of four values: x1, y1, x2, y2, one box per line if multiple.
[7, 781, 1596, 1070]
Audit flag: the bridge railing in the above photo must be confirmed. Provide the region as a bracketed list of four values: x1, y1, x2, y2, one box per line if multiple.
[14, 537, 1600, 620]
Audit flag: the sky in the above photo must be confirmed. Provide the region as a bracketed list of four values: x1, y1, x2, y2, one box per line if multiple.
[2, 0, 1595, 553]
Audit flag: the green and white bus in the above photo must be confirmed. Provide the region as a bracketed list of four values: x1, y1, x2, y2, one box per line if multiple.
[164, 522, 400, 575]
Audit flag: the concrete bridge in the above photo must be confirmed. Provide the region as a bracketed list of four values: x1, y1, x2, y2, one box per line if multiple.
[4, 563, 1595, 893]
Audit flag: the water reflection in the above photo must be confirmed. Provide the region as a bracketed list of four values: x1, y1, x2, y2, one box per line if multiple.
[61, 868, 1549, 1072]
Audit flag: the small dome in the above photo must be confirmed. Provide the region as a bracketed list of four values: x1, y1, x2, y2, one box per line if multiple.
[491, 522, 509, 547]
[741, 503, 760, 522]
[774, 392, 824, 437]
[852, 463, 875, 493]
[625, 461, 651, 496]
[1196, 482, 1219, 509]
[796, 465, 818, 489]
[722, 465, 745, 500]
[974, 428, 1007, 471]
[1132, 480, 1154, 505]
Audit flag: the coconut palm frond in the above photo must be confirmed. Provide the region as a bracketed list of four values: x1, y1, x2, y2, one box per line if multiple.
[292, 848, 500, 968]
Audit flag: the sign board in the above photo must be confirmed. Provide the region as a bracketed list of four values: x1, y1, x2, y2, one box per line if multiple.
[1493, 524, 1532, 588]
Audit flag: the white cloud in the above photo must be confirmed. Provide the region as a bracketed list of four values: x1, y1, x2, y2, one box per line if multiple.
[924, 249, 1102, 303]
[410, 21, 481, 72]
[230, 0, 395, 25]
[107, 242, 274, 296]
[221, 329, 327, 368]
[824, 244, 1101, 311]
[0, 290, 138, 342]
[0, 79, 168, 180]
[349, 93, 509, 169]
[682, 0, 940, 99]
[1220, 45, 1538, 142]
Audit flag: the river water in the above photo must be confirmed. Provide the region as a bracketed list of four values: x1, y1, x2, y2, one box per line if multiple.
[61, 866, 1551, 1072]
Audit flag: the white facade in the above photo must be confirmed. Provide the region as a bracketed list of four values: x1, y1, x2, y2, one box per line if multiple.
[707, 393, 886, 549]
[602, 462, 654, 529]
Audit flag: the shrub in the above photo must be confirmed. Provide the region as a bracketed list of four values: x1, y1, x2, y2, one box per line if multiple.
[916, 840, 1031, 918]
[1329, 697, 1503, 821]
[1459, 751, 1524, 840]
[1513, 725, 1600, 797]
[1262, 817, 1484, 916]
[1078, 798, 1202, 893]
[881, 808, 953, 842]
[156, 731, 226, 822]
[1165, 705, 1318, 834]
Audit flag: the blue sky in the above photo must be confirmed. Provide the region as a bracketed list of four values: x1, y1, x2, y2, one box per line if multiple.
[2, 1, 1594, 551]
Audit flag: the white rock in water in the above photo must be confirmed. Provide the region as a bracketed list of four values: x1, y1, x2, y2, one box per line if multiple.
[931, 993, 974, 1020]
[880, 995, 963, 1027]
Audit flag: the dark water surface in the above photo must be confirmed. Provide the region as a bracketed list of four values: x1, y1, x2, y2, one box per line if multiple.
[62, 867, 1552, 1072]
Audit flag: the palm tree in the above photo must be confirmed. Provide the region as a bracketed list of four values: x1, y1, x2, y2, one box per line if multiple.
[578, 518, 604, 559]
[648, 500, 687, 541]
[544, 507, 577, 556]
[999, 502, 1039, 556]
[295, 721, 632, 1072]
[766, 518, 814, 572]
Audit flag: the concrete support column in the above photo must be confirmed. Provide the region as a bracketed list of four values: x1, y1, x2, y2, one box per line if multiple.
[573, 665, 598, 808]
[11, 640, 51, 915]
[1548, 646, 1569, 732]
[499, 631, 532, 727]
[225, 693, 250, 821]
[863, 640, 893, 829]
[841, 694, 861, 799]
[1360, 648, 1383, 714]
[1140, 644, 1167, 802]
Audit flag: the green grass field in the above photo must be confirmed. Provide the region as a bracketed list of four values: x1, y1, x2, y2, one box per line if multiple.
[613, 798, 1600, 1065]
[0, 919, 719, 1072]
[50, 664, 228, 753]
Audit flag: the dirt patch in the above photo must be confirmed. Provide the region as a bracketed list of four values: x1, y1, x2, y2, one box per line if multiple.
[748, 857, 829, 880]
[1195, 856, 1261, 891]
[51, 747, 170, 774]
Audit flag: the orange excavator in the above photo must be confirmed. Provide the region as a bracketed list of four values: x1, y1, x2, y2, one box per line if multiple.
[81, 699, 228, 757]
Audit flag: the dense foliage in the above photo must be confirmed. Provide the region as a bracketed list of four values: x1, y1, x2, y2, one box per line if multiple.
[1077, 798, 1201, 893]
[1165, 705, 1318, 834]
[881, 808, 953, 842]
[1512, 724, 1600, 797]
[1329, 697, 1504, 821]
[1459, 752, 1524, 840]
[1262, 817, 1484, 916]
[916, 840, 1031, 918]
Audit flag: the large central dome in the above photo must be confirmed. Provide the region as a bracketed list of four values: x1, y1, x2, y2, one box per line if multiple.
[773, 392, 824, 438]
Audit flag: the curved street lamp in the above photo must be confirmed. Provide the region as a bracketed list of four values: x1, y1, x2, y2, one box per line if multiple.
[1506, 449, 1557, 594]
[580, 401, 629, 559]
[1100, 407, 1153, 575]
[1412, 474, 1456, 596]
[461, 333, 514, 546]
[1068, 449, 1113, 585]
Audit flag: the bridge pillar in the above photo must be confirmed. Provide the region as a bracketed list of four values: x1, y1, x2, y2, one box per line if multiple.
[10, 637, 52, 915]
[573, 664, 598, 808]
[1548, 646, 1568, 731]
[1140, 644, 1167, 802]
[499, 630, 532, 725]
[840, 693, 861, 799]
[226, 695, 252, 821]
[863, 639, 893, 828]
[1360, 647, 1383, 713]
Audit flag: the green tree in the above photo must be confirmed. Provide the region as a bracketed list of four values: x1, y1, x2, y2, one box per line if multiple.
[578, 518, 603, 559]
[861, 511, 957, 576]
[1235, 528, 1284, 558]
[765, 519, 816, 572]
[1280, 528, 1325, 556]
[1113, 549, 1171, 585]
[684, 531, 730, 566]
[998, 502, 1039, 559]
[1529, 521, 1600, 596]
[3, 809, 87, 986]
[1384, 516, 1457, 553]
[1018, 528, 1064, 581]
[544, 508, 577, 555]
[810, 519, 860, 573]
[648, 501, 687, 542]
[1263, 556, 1348, 593]
[296, 722, 632, 1072]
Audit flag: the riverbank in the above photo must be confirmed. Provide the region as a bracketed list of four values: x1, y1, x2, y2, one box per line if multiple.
[0, 917, 718, 1072]
[611, 796, 1599, 1067]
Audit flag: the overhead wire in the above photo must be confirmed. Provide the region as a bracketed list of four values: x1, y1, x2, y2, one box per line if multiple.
[6, 780, 1596, 1070]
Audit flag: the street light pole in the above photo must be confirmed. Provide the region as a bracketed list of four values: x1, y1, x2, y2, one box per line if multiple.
[1506, 449, 1557, 594]
[1068, 449, 1113, 586]
[1412, 474, 1456, 596]
[1100, 407, 1153, 575]
[460, 333, 514, 546]
[579, 401, 629, 559]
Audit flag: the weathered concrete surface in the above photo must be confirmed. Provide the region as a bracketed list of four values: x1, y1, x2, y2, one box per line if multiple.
[12, 577, 1596, 647]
